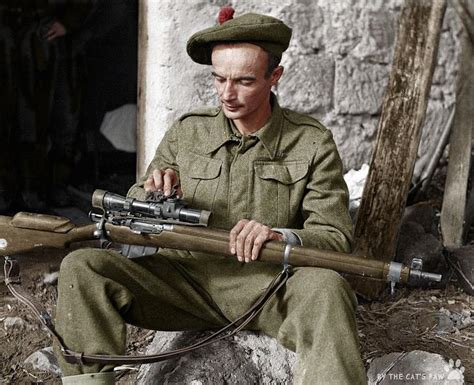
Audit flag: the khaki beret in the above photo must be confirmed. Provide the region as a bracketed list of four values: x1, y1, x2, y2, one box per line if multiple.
[186, 10, 292, 65]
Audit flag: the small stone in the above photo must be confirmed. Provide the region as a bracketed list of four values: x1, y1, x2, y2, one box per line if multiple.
[439, 307, 451, 316]
[447, 300, 455, 305]
[431, 296, 438, 301]
[3, 317, 25, 330]
[461, 310, 471, 317]
[461, 317, 472, 328]
[43, 272, 59, 285]
[434, 313, 454, 333]
[24, 347, 61, 376]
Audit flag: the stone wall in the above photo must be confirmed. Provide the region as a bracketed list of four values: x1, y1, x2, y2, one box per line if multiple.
[139, 0, 462, 174]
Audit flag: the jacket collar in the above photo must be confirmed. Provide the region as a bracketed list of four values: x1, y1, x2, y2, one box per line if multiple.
[205, 93, 282, 159]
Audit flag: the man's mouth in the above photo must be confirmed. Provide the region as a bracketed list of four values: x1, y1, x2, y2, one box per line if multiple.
[223, 103, 241, 111]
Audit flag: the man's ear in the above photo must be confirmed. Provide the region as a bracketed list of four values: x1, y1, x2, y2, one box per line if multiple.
[271, 66, 284, 86]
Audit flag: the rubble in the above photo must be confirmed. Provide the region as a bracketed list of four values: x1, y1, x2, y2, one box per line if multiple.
[3, 316, 25, 330]
[43, 272, 59, 285]
[24, 347, 61, 377]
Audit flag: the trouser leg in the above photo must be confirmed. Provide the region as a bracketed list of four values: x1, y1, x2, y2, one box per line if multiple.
[197, 260, 367, 385]
[54, 248, 228, 376]
[254, 267, 366, 385]
[55, 250, 366, 384]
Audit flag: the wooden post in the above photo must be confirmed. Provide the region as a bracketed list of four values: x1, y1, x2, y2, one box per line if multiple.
[440, 0, 474, 248]
[350, 0, 447, 299]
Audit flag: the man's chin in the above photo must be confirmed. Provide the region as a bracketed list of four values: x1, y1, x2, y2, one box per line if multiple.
[222, 107, 243, 119]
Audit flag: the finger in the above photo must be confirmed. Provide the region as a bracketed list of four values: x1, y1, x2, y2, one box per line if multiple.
[251, 227, 272, 261]
[143, 175, 154, 192]
[175, 185, 183, 198]
[229, 219, 248, 257]
[163, 169, 175, 196]
[169, 169, 179, 187]
[236, 220, 257, 262]
[153, 169, 164, 191]
[244, 226, 261, 262]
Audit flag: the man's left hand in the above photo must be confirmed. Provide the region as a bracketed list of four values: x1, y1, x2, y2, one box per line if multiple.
[229, 219, 283, 263]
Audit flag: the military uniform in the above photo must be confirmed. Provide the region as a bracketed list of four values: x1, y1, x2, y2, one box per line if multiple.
[56, 96, 366, 384]
[56, 9, 367, 385]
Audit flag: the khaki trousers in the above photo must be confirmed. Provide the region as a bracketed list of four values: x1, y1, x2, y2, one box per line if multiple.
[55, 248, 367, 384]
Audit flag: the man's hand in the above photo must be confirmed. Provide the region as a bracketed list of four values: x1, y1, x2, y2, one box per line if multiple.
[229, 219, 283, 263]
[45, 21, 67, 42]
[144, 168, 182, 197]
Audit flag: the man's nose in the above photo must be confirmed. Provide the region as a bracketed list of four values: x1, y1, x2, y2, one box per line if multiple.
[221, 80, 236, 100]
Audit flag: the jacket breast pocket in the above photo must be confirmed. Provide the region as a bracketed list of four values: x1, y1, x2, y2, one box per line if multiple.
[177, 152, 222, 211]
[251, 160, 309, 227]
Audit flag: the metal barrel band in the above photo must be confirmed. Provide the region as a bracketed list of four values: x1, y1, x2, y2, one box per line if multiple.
[282, 243, 293, 272]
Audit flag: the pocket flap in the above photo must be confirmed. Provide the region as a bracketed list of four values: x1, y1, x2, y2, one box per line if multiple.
[254, 161, 309, 185]
[183, 152, 222, 180]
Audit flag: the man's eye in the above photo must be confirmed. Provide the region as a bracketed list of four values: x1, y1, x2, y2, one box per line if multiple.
[215, 77, 226, 83]
[240, 80, 254, 86]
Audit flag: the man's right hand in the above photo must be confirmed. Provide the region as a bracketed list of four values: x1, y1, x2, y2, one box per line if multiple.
[144, 169, 182, 197]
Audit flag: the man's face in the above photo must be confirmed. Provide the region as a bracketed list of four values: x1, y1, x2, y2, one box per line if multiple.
[211, 43, 283, 123]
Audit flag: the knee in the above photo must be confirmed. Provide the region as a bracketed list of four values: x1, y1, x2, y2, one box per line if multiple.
[59, 248, 113, 282]
[293, 268, 357, 309]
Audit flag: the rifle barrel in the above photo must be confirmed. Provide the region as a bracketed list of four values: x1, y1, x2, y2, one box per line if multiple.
[104, 223, 411, 283]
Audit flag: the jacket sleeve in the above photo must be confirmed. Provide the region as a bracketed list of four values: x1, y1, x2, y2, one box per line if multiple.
[127, 121, 180, 199]
[290, 130, 354, 253]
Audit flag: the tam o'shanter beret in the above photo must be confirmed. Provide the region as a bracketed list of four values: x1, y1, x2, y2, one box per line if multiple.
[186, 6, 292, 65]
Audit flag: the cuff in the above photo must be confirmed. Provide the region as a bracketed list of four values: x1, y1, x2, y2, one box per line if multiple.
[272, 228, 303, 246]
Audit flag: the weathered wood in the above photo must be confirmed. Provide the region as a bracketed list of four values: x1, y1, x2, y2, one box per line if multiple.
[350, 0, 447, 299]
[440, 0, 474, 248]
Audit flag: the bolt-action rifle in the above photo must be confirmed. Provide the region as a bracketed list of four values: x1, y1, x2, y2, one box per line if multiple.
[1, 189, 441, 290]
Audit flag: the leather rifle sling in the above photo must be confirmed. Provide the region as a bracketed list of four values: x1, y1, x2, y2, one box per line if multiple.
[3, 256, 291, 365]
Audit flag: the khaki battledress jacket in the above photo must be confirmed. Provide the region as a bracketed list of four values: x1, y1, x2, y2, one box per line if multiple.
[129, 94, 353, 253]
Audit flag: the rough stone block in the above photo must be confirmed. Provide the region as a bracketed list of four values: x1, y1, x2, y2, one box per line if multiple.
[137, 330, 295, 384]
[280, 1, 324, 55]
[318, 0, 362, 55]
[325, 113, 378, 170]
[352, 9, 397, 63]
[334, 57, 388, 114]
[278, 56, 334, 113]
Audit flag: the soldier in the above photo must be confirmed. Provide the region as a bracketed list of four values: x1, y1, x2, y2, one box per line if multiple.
[55, 9, 367, 385]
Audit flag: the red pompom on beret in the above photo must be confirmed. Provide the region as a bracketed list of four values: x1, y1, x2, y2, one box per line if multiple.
[218, 6, 235, 24]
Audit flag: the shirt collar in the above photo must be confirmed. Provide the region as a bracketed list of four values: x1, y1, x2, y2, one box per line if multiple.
[205, 93, 283, 159]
